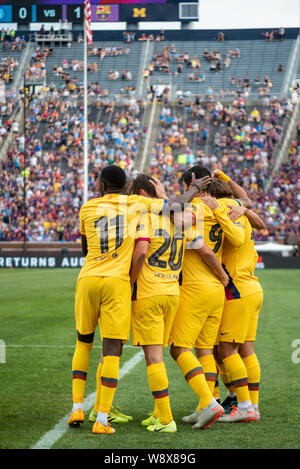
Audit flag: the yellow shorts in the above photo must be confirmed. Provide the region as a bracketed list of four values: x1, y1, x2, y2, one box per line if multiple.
[169, 283, 225, 350]
[132, 295, 180, 347]
[75, 276, 131, 342]
[218, 291, 263, 343]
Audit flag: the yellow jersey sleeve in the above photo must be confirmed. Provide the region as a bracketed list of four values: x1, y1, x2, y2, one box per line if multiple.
[79, 206, 86, 236]
[184, 199, 204, 248]
[135, 212, 151, 242]
[128, 195, 167, 215]
[212, 199, 245, 247]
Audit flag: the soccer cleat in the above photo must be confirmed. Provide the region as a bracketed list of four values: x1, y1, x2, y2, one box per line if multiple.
[221, 395, 238, 413]
[182, 410, 200, 424]
[217, 405, 256, 423]
[89, 406, 133, 424]
[141, 412, 158, 427]
[88, 409, 98, 423]
[192, 399, 225, 430]
[147, 418, 177, 433]
[67, 408, 85, 427]
[92, 421, 116, 434]
[254, 409, 260, 421]
[108, 406, 133, 423]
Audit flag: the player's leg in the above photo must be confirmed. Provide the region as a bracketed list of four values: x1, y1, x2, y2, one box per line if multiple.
[214, 346, 237, 411]
[132, 296, 178, 432]
[68, 277, 100, 427]
[239, 341, 260, 420]
[194, 287, 225, 396]
[195, 349, 218, 395]
[89, 356, 103, 423]
[89, 354, 133, 424]
[92, 277, 131, 434]
[239, 291, 263, 420]
[212, 346, 220, 403]
[170, 345, 224, 429]
[217, 298, 256, 423]
[169, 285, 224, 429]
[143, 345, 176, 432]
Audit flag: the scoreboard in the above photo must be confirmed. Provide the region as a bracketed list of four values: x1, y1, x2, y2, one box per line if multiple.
[0, 1, 199, 23]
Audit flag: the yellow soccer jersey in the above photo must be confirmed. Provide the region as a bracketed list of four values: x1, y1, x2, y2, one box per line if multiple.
[133, 211, 185, 300]
[79, 194, 166, 281]
[181, 199, 223, 286]
[221, 209, 262, 299]
[181, 197, 245, 286]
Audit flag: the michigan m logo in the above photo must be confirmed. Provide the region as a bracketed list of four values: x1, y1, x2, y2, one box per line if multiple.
[133, 8, 146, 18]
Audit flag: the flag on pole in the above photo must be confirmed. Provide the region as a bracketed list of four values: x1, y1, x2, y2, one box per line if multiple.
[84, 0, 93, 45]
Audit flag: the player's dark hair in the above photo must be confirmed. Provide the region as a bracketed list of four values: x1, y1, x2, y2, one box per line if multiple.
[99, 165, 127, 191]
[209, 179, 233, 199]
[130, 174, 158, 198]
[182, 166, 211, 190]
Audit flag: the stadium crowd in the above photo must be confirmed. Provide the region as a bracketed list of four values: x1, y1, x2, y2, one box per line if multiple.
[0, 36, 299, 248]
[0, 82, 146, 242]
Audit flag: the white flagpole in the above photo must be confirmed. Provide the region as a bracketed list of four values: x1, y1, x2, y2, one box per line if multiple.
[83, 10, 88, 204]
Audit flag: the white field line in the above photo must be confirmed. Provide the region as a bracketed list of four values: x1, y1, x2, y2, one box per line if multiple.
[31, 349, 144, 450]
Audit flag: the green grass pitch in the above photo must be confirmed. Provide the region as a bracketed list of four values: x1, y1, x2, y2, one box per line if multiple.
[0, 268, 300, 449]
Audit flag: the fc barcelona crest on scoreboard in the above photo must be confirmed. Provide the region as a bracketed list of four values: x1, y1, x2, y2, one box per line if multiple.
[93, 4, 119, 21]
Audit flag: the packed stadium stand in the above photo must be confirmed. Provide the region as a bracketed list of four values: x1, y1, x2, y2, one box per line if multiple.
[148, 39, 296, 99]
[0, 27, 299, 251]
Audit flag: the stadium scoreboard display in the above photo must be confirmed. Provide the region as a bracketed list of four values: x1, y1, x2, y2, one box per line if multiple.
[0, 1, 199, 23]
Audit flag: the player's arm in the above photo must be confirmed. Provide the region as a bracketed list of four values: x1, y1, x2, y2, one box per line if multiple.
[80, 207, 88, 255]
[130, 213, 151, 284]
[212, 169, 252, 208]
[150, 173, 211, 209]
[81, 235, 88, 256]
[227, 205, 266, 230]
[191, 239, 229, 287]
[129, 240, 150, 284]
[200, 194, 245, 247]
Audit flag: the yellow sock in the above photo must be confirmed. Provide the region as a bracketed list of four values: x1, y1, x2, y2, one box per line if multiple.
[98, 355, 120, 414]
[213, 378, 220, 401]
[198, 354, 218, 395]
[223, 354, 251, 404]
[147, 362, 173, 425]
[152, 361, 168, 419]
[72, 340, 93, 403]
[242, 354, 260, 406]
[93, 361, 103, 413]
[177, 351, 213, 411]
[217, 362, 235, 396]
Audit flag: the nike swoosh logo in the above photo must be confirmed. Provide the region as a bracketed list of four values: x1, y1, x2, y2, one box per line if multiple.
[220, 332, 229, 335]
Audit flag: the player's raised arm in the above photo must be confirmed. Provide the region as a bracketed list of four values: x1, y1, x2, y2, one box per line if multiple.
[150, 173, 211, 209]
[227, 205, 266, 230]
[212, 169, 252, 208]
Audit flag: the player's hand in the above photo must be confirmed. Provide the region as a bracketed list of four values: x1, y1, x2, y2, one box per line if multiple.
[220, 273, 229, 288]
[149, 177, 168, 199]
[191, 172, 211, 192]
[212, 169, 222, 178]
[199, 194, 219, 210]
[227, 204, 246, 221]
